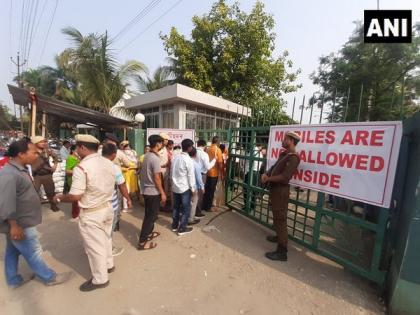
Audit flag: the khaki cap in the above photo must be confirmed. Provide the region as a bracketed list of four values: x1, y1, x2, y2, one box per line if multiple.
[159, 132, 170, 140]
[31, 136, 46, 144]
[120, 140, 129, 146]
[286, 131, 301, 142]
[75, 134, 100, 144]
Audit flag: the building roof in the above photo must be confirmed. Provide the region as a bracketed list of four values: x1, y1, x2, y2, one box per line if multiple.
[8, 84, 132, 129]
[125, 83, 251, 116]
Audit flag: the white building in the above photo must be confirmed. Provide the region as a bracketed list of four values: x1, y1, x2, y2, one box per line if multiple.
[124, 83, 251, 130]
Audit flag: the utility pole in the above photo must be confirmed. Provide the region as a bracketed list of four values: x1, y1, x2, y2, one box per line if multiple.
[10, 52, 26, 133]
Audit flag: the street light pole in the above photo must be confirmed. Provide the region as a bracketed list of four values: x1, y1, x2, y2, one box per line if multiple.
[10, 52, 26, 133]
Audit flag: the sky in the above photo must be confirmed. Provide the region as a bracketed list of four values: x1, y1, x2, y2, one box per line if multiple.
[1, 0, 419, 124]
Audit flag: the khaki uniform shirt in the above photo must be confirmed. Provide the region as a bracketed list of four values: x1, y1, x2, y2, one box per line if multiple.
[69, 153, 116, 209]
[159, 147, 169, 175]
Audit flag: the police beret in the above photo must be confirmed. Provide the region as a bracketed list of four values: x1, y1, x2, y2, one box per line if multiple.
[31, 136, 46, 144]
[105, 132, 119, 143]
[286, 131, 301, 142]
[159, 132, 170, 140]
[75, 134, 100, 144]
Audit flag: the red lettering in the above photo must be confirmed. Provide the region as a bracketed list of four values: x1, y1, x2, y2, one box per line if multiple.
[325, 130, 335, 144]
[355, 155, 369, 170]
[319, 172, 329, 185]
[330, 174, 341, 189]
[355, 130, 369, 145]
[306, 131, 314, 144]
[326, 152, 338, 166]
[304, 170, 312, 182]
[338, 153, 356, 168]
[275, 131, 284, 142]
[370, 156, 384, 172]
[315, 131, 325, 144]
[271, 148, 280, 159]
[370, 130, 385, 146]
[316, 151, 325, 165]
[299, 150, 307, 162]
[340, 130, 353, 145]
[294, 169, 304, 180]
[307, 151, 316, 163]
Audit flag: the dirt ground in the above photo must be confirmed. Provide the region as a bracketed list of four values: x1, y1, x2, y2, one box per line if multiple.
[0, 202, 386, 315]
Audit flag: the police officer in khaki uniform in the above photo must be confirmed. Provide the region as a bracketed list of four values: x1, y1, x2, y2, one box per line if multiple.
[54, 134, 116, 291]
[261, 131, 301, 261]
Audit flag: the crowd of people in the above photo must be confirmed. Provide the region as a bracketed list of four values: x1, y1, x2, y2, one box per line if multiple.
[0, 129, 301, 292]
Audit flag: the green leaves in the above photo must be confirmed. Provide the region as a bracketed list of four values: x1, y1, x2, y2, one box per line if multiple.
[312, 23, 420, 122]
[161, 0, 299, 126]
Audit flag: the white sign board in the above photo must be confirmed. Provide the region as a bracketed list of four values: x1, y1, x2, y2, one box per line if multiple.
[146, 128, 195, 146]
[267, 122, 402, 208]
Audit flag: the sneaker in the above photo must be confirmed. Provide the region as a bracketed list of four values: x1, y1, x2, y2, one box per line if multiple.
[122, 208, 132, 213]
[45, 271, 73, 286]
[178, 227, 193, 236]
[188, 219, 200, 226]
[195, 213, 205, 218]
[9, 274, 35, 289]
[171, 224, 178, 232]
[79, 279, 109, 292]
[265, 251, 287, 261]
[266, 235, 277, 243]
[112, 246, 124, 257]
[50, 203, 60, 212]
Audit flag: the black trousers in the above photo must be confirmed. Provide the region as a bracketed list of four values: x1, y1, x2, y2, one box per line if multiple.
[202, 176, 218, 211]
[139, 195, 160, 242]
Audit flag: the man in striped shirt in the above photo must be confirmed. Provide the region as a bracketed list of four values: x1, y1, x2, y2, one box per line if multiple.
[102, 143, 132, 256]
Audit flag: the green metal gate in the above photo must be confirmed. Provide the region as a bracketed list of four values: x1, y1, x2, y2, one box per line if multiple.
[225, 126, 389, 286]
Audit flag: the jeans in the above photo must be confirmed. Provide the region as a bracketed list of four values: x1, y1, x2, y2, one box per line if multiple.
[172, 190, 192, 231]
[202, 176, 218, 211]
[195, 174, 206, 216]
[139, 195, 160, 242]
[190, 191, 199, 222]
[4, 227, 56, 286]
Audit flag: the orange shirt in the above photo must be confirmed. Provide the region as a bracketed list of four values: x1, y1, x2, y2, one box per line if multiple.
[207, 144, 223, 177]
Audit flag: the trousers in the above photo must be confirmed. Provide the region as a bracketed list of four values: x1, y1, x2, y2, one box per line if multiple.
[78, 205, 114, 285]
[202, 176, 218, 211]
[4, 227, 56, 286]
[139, 195, 160, 242]
[269, 186, 290, 249]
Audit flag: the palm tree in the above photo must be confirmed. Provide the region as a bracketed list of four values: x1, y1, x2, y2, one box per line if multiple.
[135, 65, 174, 93]
[61, 27, 147, 113]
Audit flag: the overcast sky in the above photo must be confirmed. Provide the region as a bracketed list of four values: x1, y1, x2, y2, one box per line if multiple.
[1, 0, 419, 123]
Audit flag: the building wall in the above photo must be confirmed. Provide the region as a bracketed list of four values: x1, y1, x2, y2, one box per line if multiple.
[139, 102, 238, 130]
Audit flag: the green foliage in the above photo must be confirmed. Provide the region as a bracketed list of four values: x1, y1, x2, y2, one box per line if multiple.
[161, 0, 300, 126]
[18, 27, 147, 114]
[311, 22, 420, 122]
[0, 104, 19, 130]
[135, 65, 174, 92]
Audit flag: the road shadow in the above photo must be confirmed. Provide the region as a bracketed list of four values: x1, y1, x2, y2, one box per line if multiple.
[38, 204, 91, 280]
[198, 209, 382, 313]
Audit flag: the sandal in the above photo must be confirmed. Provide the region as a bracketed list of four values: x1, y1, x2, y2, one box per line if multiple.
[147, 231, 161, 241]
[136, 241, 157, 251]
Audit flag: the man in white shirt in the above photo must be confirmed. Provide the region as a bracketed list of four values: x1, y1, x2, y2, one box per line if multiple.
[195, 139, 216, 217]
[171, 139, 196, 236]
[59, 140, 71, 161]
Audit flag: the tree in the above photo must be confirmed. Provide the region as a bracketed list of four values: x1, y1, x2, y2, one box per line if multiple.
[161, 0, 299, 126]
[311, 23, 420, 122]
[135, 66, 174, 92]
[60, 27, 147, 113]
[0, 104, 19, 130]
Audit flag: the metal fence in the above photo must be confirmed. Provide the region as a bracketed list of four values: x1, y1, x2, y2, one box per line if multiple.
[224, 126, 389, 286]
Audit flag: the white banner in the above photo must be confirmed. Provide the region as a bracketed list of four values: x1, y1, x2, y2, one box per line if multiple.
[267, 122, 402, 208]
[146, 128, 195, 146]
